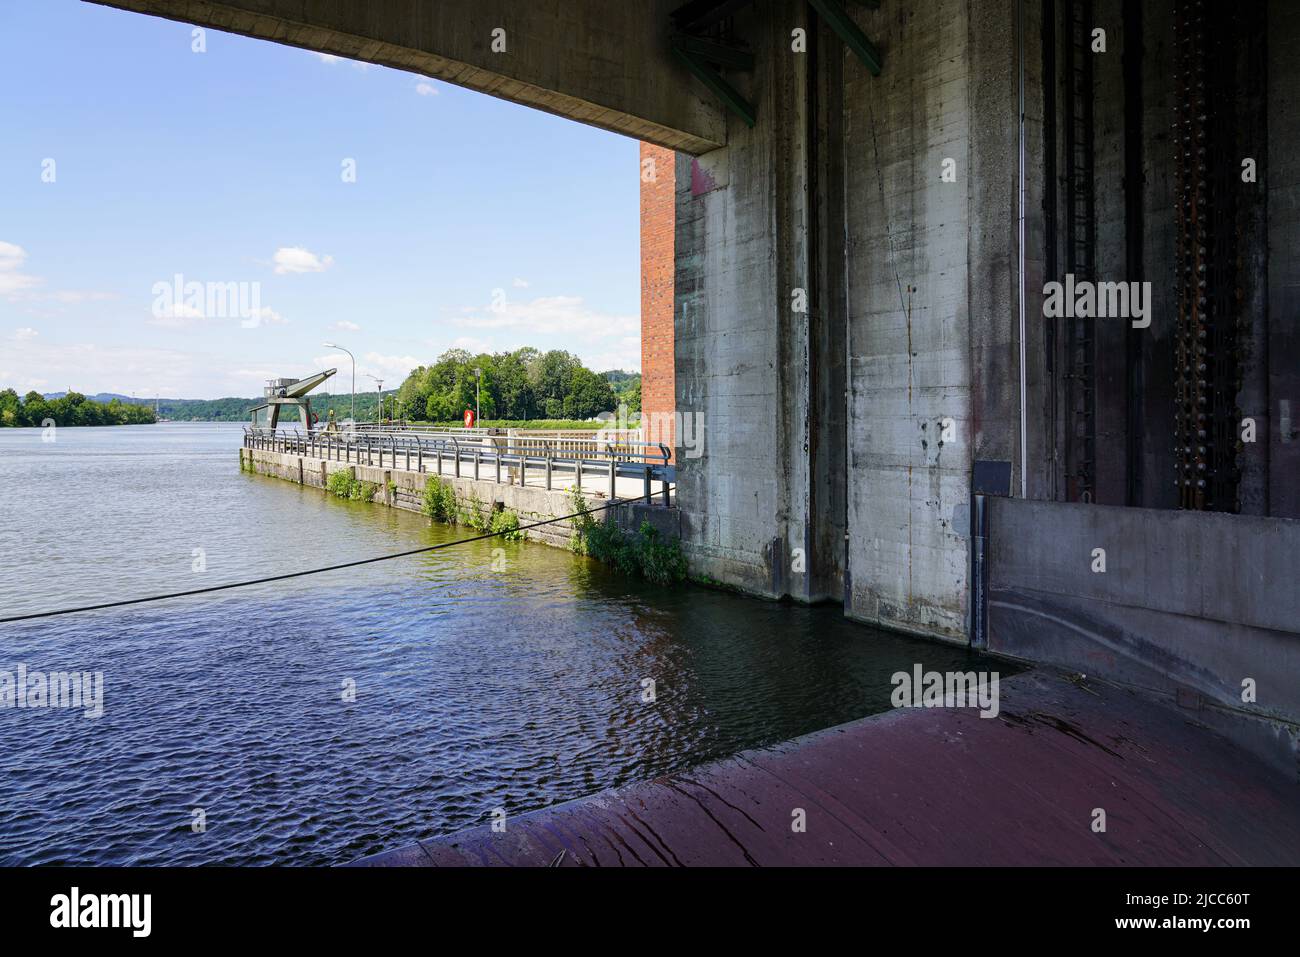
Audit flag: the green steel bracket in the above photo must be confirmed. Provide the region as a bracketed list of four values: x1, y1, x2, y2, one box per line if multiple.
[671, 35, 757, 127]
[672, 34, 756, 71]
[809, 0, 884, 75]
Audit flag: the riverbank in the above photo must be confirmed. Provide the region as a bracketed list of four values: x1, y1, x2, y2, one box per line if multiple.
[352, 668, 1300, 866]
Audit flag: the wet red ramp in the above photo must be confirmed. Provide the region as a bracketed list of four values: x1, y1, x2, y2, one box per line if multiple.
[351, 670, 1300, 866]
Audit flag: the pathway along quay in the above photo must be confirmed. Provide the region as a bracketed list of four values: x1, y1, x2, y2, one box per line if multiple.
[241, 426, 678, 548]
[241, 426, 1300, 867]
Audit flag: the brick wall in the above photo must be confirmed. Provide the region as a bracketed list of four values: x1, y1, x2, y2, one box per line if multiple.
[640, 141, 675, 458]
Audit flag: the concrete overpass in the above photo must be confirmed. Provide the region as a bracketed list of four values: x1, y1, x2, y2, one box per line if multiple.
[88, 0, 1300, 776]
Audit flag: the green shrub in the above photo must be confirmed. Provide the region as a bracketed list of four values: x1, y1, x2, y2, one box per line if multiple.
[326, 470, 378, 502]
[459, 491, 488, 531]
[566, 486, 686, 584]
[488, 507, 525, 542]
[421, 477, 457, 523]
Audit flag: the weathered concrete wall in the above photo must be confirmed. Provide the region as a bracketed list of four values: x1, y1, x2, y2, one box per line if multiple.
[838, 0, 1014, 640]
[89, 0, 724, 153]
[674, 1, 1021, 640]
[1268, 0, 1300, 518]
[987, 495, 1300, 777]
[673, 2, 816, 601]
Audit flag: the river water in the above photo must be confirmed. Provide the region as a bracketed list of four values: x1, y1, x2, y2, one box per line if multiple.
[0, 422, 1000, 865]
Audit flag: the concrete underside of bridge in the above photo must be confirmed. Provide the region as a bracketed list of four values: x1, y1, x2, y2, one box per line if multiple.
[91, 0, 1300, 775]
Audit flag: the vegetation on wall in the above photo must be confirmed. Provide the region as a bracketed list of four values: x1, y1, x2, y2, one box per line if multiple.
[325, 470, 379, 502]
[566, 487, 687, 585]
[0, 389, 156, 427]
[420, 477, 524, 541]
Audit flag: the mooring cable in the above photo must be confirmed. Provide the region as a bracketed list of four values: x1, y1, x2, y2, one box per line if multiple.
[0, 488, 674, 625]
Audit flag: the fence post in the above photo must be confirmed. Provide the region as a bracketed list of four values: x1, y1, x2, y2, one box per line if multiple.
[643, 466, 651, 501]
[546, 452, 553, 491]
[608, 459, 616, 500]
[576, 459, 582, 491]
[475, 450, 481, 481]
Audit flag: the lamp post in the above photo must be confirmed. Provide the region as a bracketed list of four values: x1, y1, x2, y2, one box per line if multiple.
[474, 367, 482, 424]
[365, 374, 383, 425]
[322, 341, 355, 426]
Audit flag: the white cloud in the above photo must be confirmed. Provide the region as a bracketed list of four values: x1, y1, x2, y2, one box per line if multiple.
[415, 82, 439, 96]
[511, 277, 529, 288]
[149, 301, 206, 327]
[0, 241, 116, 303]
[312, 51, 370, 71]
[330, 320, 361, 332]
[11, 327, 38, 341]
[273, 246, 334, 275]
[449, 335, 492, 354]
[0, 241, 41, 297]
[240, 306, 288, 329]
[445, 293, 640, 371]
[362, 351, 422, 382]
[457, 294, 636, 340]
[0, 338, 205, 397]
[47, 290, 117, 304]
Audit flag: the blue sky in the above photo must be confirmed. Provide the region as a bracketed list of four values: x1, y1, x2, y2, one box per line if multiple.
[0, 0, 640, 399]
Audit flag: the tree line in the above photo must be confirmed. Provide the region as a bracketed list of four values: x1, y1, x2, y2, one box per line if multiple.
[0, 390, 157, 427]
[397, 348, 633, 422]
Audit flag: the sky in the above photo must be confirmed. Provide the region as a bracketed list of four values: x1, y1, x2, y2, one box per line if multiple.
[0, 0, 641, 399]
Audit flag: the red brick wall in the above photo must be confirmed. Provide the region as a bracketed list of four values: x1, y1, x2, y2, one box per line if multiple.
[640, 142, 675, 458]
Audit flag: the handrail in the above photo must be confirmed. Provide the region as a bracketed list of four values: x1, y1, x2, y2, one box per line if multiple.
[242, 426, 668, 463]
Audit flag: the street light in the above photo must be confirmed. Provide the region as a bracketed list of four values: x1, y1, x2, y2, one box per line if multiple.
[365, 374, 383, 425]
[322, 341, 355, 426]
[474, 367, 482, 423]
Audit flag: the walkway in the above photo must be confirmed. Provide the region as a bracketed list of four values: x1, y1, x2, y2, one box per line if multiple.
[351, 669, 1300, 866]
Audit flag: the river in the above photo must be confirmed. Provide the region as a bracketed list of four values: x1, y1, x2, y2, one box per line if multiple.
[0, 422, 1000, 865]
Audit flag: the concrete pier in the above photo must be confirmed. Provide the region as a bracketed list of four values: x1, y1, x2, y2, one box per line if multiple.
[241, 446, 680, 549]
[351, 668, 1300, 866]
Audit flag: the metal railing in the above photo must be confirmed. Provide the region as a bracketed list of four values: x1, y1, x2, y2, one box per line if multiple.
[242, 426, 675, 505]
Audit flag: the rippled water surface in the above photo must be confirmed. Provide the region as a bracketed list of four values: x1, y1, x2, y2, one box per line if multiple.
[0, 423, 1000, 865]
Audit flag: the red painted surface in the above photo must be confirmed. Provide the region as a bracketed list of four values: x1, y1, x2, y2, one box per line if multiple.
[352, 670, 1300, 866]
[640, 142, 675, 460]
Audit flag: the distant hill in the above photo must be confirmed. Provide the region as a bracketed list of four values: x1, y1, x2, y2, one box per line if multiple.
[43, 391, 136, 402]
